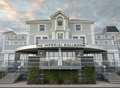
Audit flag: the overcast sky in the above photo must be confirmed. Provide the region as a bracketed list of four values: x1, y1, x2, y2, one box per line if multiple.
[0, 0, 120, 32]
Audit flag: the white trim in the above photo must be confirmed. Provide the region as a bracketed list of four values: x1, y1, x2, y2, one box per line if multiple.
[54, 20, 56, 30]
[2, 35, 5, 51]
[91, 24, 95, 44]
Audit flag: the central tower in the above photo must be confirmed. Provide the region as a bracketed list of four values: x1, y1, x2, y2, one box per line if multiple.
[50, 10, 70, 40]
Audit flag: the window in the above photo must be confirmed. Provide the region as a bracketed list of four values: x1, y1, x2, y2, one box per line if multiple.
[80, 36, 85, 44]
[57, 33, 64, 39]
[57, 17, 63, 26]
[105, 35, 108, 38]
[105, 41, 108, 44]
[36, 37, 41, 44]
[39, 25, 45, 31]
[22, 35, 25, 39]
[73, 36, 78, 39]
[95, 41, 98, 44]
[97, 36, 100, 39]
[43, 36, 48, 40]
[76, 24, 81, 31]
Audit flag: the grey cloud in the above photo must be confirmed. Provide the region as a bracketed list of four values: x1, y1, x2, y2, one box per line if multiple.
[63, 0, 120, 30]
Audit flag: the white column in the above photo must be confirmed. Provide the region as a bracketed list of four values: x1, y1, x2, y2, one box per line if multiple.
[52, 32, 55, 39]
[91, 24, 95, 45]
[4, 53, 9, 68]
[58, 48, 62, 66]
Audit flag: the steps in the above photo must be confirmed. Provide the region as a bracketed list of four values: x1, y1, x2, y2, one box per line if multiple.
[0, 72, 21, 84]
[103, 72, 120, 84]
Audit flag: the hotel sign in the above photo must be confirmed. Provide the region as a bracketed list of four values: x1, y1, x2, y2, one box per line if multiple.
[37, 43, 84, 48]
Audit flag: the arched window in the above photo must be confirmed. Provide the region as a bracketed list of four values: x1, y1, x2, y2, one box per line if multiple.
[57, 17, 63, 26]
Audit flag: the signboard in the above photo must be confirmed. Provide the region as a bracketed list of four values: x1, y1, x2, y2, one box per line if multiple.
[37, 43, 85, 48]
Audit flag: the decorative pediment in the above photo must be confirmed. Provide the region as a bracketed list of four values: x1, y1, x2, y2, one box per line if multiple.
[50, 10, 68, 19]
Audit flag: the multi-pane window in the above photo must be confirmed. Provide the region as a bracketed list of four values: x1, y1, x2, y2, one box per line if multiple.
[80, 36, 85, 44]
[39, 25, 45, 31]
[36, 37, 41, 44]
[73, 36, 78, 39]
[76, 24, 81, 31]
[43, 36, 48, 40]
[97, 36, 100, 39]
[57, 33, 64, 39]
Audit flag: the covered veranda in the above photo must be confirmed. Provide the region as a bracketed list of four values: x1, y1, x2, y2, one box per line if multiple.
[14, 45, 108, 72]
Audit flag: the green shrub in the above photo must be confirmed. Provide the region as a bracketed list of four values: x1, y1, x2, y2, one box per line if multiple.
[27, 67, 40, 84]
[43, 70, 79, 84]
[0, 71, 5, 79]
[81, 66, 96, 84]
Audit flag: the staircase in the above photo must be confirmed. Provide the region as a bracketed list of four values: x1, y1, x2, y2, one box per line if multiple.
[103, 72, 120, 84]
[0, 72, 21, 84]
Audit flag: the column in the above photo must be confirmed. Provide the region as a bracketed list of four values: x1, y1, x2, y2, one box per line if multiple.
[102, 52, 108, 72]
[58, 48, 62, 66]
[15, 52, 21, 70]
[102, 52, 108, 66]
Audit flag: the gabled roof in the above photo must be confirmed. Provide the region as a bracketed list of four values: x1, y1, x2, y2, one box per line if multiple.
[105, 26, 119, 32]
[3, 28, 16, 34]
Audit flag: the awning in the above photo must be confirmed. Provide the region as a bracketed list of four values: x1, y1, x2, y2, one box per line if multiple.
[16, 44, 107, 54]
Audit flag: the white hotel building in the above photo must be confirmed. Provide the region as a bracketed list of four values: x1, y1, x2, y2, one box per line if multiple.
[1, 10, 119, 73]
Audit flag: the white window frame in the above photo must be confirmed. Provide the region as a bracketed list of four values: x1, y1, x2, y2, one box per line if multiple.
[38, 24, 46, 32]
[34, 35, 41, 44]
[72, 36, 78, 40]
[34, 35, 48, 44]
[42, 36, 48, 40]
[75, 24, 82, 32]
[56, 32, 64, 40]
[72, 35, 86, 44]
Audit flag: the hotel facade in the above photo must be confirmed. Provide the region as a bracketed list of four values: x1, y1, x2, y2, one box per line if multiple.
[0, 10, 120, 78]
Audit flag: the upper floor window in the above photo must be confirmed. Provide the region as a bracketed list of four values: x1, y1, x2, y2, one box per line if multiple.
[57, 17, 63, 26]
[39, 25, 45, 31]
[80, 36, 85, 44]
[73, 36, 78, 39]
[97, 36, 100, 39]
[76, 24, 81, 31]
[43, 36, 48, 40]
[57, 32, 64, 39]
[36, 37, 41, 44]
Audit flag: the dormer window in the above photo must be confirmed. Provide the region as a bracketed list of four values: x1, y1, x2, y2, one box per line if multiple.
[40, 25, 45, 31]
[57, 17, 63, 26]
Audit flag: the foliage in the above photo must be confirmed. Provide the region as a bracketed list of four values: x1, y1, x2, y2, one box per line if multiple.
[0, 71, 5, 79]
[27, 68, 96, 84]
[81, 66, 96, 84]
[44, 70, 79, 84]
[27, 67, 40, 84]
